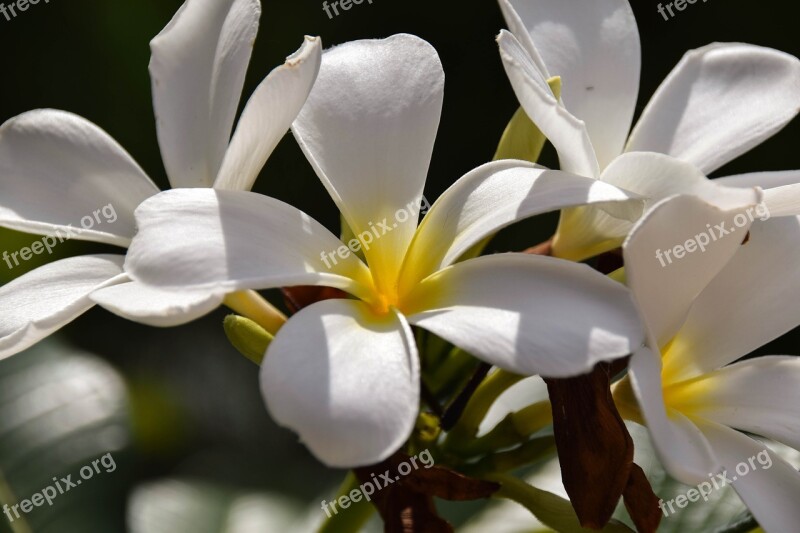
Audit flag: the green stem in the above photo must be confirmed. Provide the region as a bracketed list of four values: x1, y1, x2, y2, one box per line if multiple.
[464, 436, 556, 477]
[443, 370, 524, 452]
[425, 348, 478, 397]
[417, 329, 452, 371]
[449, 401, 553, 457]
[512, 401, 553, 437]
[317, 472, 375, 533]
[0, 467, 32, 533]
[483, 473, 633, 533]
[485, 472, 576, 528]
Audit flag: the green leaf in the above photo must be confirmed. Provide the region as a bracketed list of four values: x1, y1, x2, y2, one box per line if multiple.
[223, 314, 273, 365]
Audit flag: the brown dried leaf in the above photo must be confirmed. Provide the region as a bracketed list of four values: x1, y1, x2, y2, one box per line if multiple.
[544, 363, 633, 529]
[354, 452, 499, 532]
[405, 465, 500, 501]
[623, 463, 662, 533]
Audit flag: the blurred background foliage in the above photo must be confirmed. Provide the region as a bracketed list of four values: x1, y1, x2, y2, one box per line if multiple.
[0, 0, 798, 531]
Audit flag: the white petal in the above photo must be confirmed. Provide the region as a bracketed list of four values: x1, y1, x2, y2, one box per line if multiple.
[0, 110, 158, 246]
[714, 170, 800, 189]
[497, 30, 599, 178]
[499, 0, 641, 170]
[600, 152, 759, 209]
[0, 255, 125, 359]
[150, 0, 260, 188]
[214, 37, 321, 192]
[91, 279, 224, 327]
[627, 43, 800, 174]
[553, 152, 750, 261]
[496, 0, 551, 77]
[125, 189, 374, 301]
[261, 299, 419, 467]
[663, 215, 800, 381]
[292, 34, 443, 284]
[623, 192, 761, 348]
[698, 420, 800, 533]
[627, 347, 719, 485]
[762, 183, 800, 217]
[406, 253, 644, 378]
[399, 160, 640, 289]
[673, 357, 800, 452]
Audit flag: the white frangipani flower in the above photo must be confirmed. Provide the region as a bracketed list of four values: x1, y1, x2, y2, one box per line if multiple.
[124, 34, 646, 467]
[496, 0, 800, 260]
[0, 0, 320, 358]
[614, 193, 800, 531]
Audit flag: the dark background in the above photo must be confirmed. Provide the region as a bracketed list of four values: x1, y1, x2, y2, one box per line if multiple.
[0, 1, 798, 531]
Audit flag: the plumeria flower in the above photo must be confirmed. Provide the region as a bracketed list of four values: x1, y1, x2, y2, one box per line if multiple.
[123, 34, 647, 466]
[496, 0, 800, 260]
[0, 0, 320, 357]
[612, 192, 800, 531]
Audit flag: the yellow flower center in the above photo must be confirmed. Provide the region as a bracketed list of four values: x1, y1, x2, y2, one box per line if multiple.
[612, 336, 715, 425]
[659, 337, 714, 417]
[358, 256, 418, 317]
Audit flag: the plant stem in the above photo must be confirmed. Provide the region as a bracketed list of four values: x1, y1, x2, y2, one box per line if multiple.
[448, 401, 552, 457]
[484, 473, 633, 533]
[464, 435, 556, 476]
[0, 467, 32, 533]
[443, 369, 524, 451]
[425, 348, 478, 397]
[317, 472, 375, 533]
[223, 290, 286, 334]
[441, 363, 492, 430]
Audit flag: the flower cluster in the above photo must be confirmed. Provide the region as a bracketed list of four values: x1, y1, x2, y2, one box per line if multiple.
[2, 0, 800, 531]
